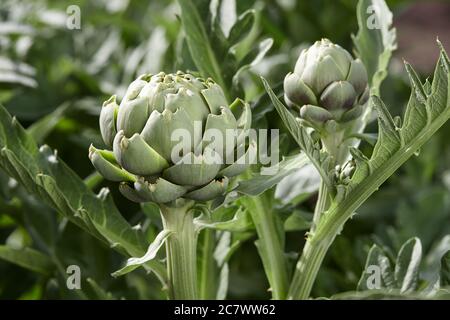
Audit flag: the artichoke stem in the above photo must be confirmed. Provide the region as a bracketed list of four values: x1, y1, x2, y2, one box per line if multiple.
[288, 231, 335, 299]
[160, 200, 198, 300]
[321, 131, 347, 165]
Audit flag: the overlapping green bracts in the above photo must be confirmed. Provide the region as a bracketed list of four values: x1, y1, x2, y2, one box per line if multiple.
[89, 72, 253, 204]
[284, 39, 369, 127]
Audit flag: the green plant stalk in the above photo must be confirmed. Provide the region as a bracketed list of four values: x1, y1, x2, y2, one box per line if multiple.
[311, 181, 330, 232]
[289, 170, 332, 299]
[288, 222, 337, 299]
[289, 101, 450, 299]
[240, 192, 288, 299]
[160, 201, 198, 300]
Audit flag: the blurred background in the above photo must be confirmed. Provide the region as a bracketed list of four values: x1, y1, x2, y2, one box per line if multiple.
[0, 0, 449, 299]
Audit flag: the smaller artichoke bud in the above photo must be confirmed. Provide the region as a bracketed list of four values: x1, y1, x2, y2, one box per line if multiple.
[335, 160, 355, 182]
[284, 39, 369, 128]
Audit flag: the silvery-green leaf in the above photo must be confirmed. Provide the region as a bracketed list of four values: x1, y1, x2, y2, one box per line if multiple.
[177, 0, 228, 94]
[112, 229, 173, 277]
[27, 102, 70, 145]
[227, 9, 255, 46]
[357, 244, 395, 291]
[262, 76, 340, 189]
[275, 163, 320, 205]
[195, 206, 253, 232]
[353, 0, 396, 96]
[395, 237, 422, 293]
[0, 106, 167, 283]
[232, 38, 273, 88]
[237, 153, 311, 197]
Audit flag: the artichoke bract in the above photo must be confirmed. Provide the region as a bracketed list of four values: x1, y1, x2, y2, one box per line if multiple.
[89, 72, 253, 204]
[284, 38, 369, 128]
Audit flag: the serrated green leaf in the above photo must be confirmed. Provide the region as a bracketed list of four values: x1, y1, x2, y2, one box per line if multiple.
[395, 237, 422, 293]
[275, 163, 321, 205]
[353, 0, 396, 95]
[195, 206, 253, 232]
[177, 0, 228, 97]
[320, 46, 450, 241]
[211, 152, 311, 210]
[283, 210, 312, 232]
[232, 39, 273, 88]
[26, 103, 70, 144]
[0, 104, 167, 285]
[112, 229, 173, 277]
[228, 10, 255, 46]
[239, 192, 288, 299]
[237, 153, 310, 196]
[297, 46, 450, 299]
[357, 244, 394, 291]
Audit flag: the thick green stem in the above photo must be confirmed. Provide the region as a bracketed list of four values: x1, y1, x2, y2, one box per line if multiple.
[287, 180, 333, 299]
[240, 193, 288, 299]
[288, 143, 335, 299]
[311, 181, 330, 232]
[160, 200, 198, 300]
[287, 228, 336, 299]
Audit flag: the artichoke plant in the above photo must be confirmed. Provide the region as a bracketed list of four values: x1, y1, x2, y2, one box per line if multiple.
[88, 71, 253, 300]
[284, 39, 369, 163]
[284, 38, 369, 128]
[89, 71, 253, 205]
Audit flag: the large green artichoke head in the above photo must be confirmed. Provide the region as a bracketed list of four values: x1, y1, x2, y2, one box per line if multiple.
[89, 71, 253, 204]
[284, 39, 369, 129]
